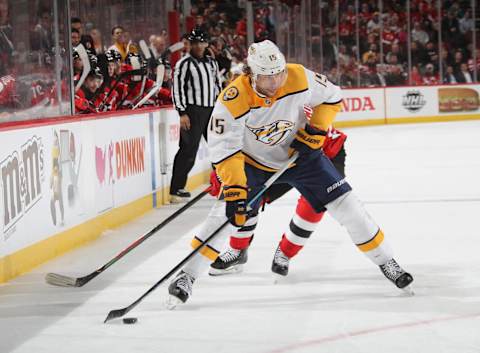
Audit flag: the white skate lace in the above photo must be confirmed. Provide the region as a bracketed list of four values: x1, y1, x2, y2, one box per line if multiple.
[274, 246, 289, 266]
[381, 259, 404, 281]
[219, 247, 241, 263]
[176, 272, 195, 295]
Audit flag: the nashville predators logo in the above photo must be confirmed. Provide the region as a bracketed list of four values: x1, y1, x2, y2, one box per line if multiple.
[223, 87, 239, 101]
[247, 120, 294, 146]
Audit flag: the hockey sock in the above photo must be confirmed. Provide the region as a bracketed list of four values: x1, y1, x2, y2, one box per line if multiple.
[183, 200, 236, 277]
[325, 191, 393, 265]
[280, 196, 325, 258]
[183, 252, 212, 278]
[229, 214, 258, 250]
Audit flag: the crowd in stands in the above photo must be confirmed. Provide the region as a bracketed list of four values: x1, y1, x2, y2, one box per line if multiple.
[0, 0, 478, 119]
[320, 0, 479, 87]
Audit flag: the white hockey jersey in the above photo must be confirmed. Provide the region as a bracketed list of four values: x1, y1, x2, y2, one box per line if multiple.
[208, 63, 342, 187]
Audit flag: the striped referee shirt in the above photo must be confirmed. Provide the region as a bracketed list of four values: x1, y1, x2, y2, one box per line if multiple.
[172, 54, 222, 115]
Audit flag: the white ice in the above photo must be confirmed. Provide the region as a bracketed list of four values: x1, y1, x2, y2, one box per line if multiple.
[1, 120, 480, 353]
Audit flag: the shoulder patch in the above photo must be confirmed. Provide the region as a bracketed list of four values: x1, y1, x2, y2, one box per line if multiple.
[223, 86, 239, 102]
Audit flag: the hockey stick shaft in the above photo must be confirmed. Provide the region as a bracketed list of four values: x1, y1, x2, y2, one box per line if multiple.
[104, 153, 298, 322]
[46, 187, 211, 287]
[132, 84, 160, 109]
[74, 44, 90, 93]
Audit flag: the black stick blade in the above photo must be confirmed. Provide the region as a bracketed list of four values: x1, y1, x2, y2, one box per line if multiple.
[45, 273, 79, 287]
[104, 307, 129, 323]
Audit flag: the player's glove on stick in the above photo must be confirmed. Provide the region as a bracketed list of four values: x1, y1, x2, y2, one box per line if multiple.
[223, 185, 248, 227]
[290, 124, 327, 156]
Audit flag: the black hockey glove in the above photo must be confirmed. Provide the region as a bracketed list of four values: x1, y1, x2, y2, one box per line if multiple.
[223, 185, 248, 227]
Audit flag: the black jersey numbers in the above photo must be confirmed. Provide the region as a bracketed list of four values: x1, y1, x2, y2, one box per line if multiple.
[314, 73, 328, 87]
[210, 116, 225, 135]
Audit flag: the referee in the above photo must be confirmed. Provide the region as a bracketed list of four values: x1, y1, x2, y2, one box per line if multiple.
[170, 28, 221, 202]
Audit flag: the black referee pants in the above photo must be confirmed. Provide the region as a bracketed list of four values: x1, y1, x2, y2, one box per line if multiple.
[170, 105, 213, 194]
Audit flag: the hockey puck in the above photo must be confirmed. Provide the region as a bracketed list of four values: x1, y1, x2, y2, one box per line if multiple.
[122, 317, 138, 324]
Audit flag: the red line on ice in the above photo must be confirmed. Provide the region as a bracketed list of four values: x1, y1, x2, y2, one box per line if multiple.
[266, 312, 480, 353]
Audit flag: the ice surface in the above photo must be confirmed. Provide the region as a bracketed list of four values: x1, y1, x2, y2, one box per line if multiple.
[1, 121, 479, 353]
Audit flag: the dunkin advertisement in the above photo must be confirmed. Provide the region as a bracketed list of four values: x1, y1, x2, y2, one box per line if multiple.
[94, 115, 151, 213]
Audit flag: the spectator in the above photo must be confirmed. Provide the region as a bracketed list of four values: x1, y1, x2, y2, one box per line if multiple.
[362, 43, 378, 64]
[338, 44, 354, 68]
[455, 63, 473, 83]
[359, 2, 373, 24]
[207, 37, 232, 86]
[71, 28, 81, 47]
[0, 0, 14, 65]
[410, 65, 423, 85]
[327, 66, 339, 85]
[443, 66, 457, 84]
[459, 9, 474, 35]
[467, 48, 480, 74]
[181, 33, 191, 57]
[236, 11, 247, 37]
[150, 35, 167, 59]
[339, 14, 354, 47]
[386, 43, 406, 66]
[452, 50, 464, 73]
[411, 22, 429, 46]
[108, 25, 128, 61]
[423, 41, 439, 70]
[81, 34, 95, 54]
[367, 12, 381, 35]
[194, 15, 208, 33]
[71, 17, 83, 35]
[89, 28, 103, 54]
[422, 63, 439, 85]
[441, 11, 460, 47]
[385, 65, 405, 86]
[33, 9, 53, 52]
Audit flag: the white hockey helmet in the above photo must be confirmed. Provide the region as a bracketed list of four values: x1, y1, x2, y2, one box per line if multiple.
[247, 40, 286, 77]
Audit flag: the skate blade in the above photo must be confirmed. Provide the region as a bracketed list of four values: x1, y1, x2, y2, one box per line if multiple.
[165, 295, 183, 310]
[401, 285, 415, 296]
[208, 264, 243, 276]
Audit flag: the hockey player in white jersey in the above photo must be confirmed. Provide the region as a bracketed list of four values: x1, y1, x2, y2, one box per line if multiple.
[167, 40, 413, 308]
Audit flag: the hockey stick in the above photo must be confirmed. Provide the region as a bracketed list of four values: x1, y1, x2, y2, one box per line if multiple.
[45, 187, 211, 288]
[104, 152, 298, 323]
[74, 44, 90, 93]
[162, 41, 184, 59]
[132, 65, 165, 109]
[139, 40, 151, 60]
[131, 40, 166, 110]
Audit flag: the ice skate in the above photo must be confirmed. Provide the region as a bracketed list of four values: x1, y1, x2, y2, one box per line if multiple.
[166, 270, 195, 309]
[209, 247, 248, 276]
[272, 245, 290, 276]
[379, 258, 414, 295]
